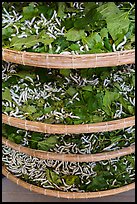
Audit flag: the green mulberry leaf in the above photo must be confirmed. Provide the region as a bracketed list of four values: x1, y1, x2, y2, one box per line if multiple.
[97, 2, 130, 41]
[38, 136, 58, 151]
[87, 175, 108, 191]
[66, 87, 77, 96]
[22, 3, 39, 20]
[63, 175, 79, 186]
[2, 27, 14, 40]
[21, 105, 37, 114]
[2, 88, 12, 102]
[103, 90, 120, 107]
[107, 12, 130, 41]
[46, 169, 62, 185]
[60, 69, 71, 77]
[10, 34, 54, 51]
[65, 28, 85, 42]
[57, 2, 66, 19]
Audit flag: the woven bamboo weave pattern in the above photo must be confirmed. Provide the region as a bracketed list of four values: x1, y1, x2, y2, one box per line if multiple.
[2, 2, 135, 199]
[2, 114, 135, 134]
[2, 48, 135, 69]
[2, 137, 135, 163]
[2, 166, 135, 199]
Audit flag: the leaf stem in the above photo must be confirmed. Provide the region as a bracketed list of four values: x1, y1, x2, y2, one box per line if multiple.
[128, 3, 135, 15]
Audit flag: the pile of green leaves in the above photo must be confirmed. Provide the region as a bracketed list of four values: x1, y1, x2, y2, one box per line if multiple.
[2, 2, 135, 53]
[3, 144, 135, 192]
[79, 154, 135, 192]
[24, 154, 135, 192]
[2, 63, 135, 125]
[2, 124, 135, 153]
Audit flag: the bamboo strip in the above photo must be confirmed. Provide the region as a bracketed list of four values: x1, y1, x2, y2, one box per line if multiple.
[2, 48, 135, 69]
[2, 114, 135, 134]
[2, 166, 135, 199]
[2, 137, 135, 162]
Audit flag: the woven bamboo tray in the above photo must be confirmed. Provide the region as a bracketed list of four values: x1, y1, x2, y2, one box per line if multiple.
[2, 114, 135, 134]
[2, 166, 135, 199]
[2, 48, 135, 69]
[2, 137, 135, 163]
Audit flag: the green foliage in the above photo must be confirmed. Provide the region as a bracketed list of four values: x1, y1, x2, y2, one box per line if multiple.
[22, 3, 39, 20]
[60, 69, 71, 77]
[103, 90, 120, 116]
[103, 91, 120, 107]
[10, 34, 54, 51]
[46, 168, 62, 185]
[82, 32, 103, 51]
[21, 105, 37, 114]
[97, 2, 130, 41]
[82, 86, 93, 92]
[44, 107, 52, 114]
[65, 28, 85, 42]
[2, 2, 135, 52]
[2, 27, 14, 40]
[13, 70, 36, 79]
[2, 63, 135, 125]
[66, 87, 77, 96]
[2, 123, 135, 155]
[100, 28, 108, 39]
[57, 2, 66, 19]
[38, 136, 58, 151]
[107, 12, 130, 41]
[20, 154, 134, 191]
[63, 175, 80, 185]
[74, 3, 98, 29]
[86, 174, 108, 191]
[2, 88, 12, 101]
[118, 96, 135, 115]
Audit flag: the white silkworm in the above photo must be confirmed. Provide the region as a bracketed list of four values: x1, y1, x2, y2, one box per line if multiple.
[46, 32, 56, 39]
[37, 115, 45, 121]
[18, 33, 28, 38]
[85, 44, 89, 51]
[60, 51, 71, 55]
[129, 97, 135, 106]
[55, 46, 61, 53]
[13, 24, 19, 35]
[55, 17, 61, 26]
[25, 76, 34, 83]
[112, 44, 116, 52]
[30, 17, 36, 26]
[80, 46, 84, 52]
[117, 36, 127, 50]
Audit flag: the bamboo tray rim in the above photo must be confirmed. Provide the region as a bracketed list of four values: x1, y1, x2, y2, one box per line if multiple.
[2, 48, 135, 69]
[2, 114, 135, 134]
[2, 165, 135, 199]
[2, 137, 135, 163]
[2, 48, 135, 57]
